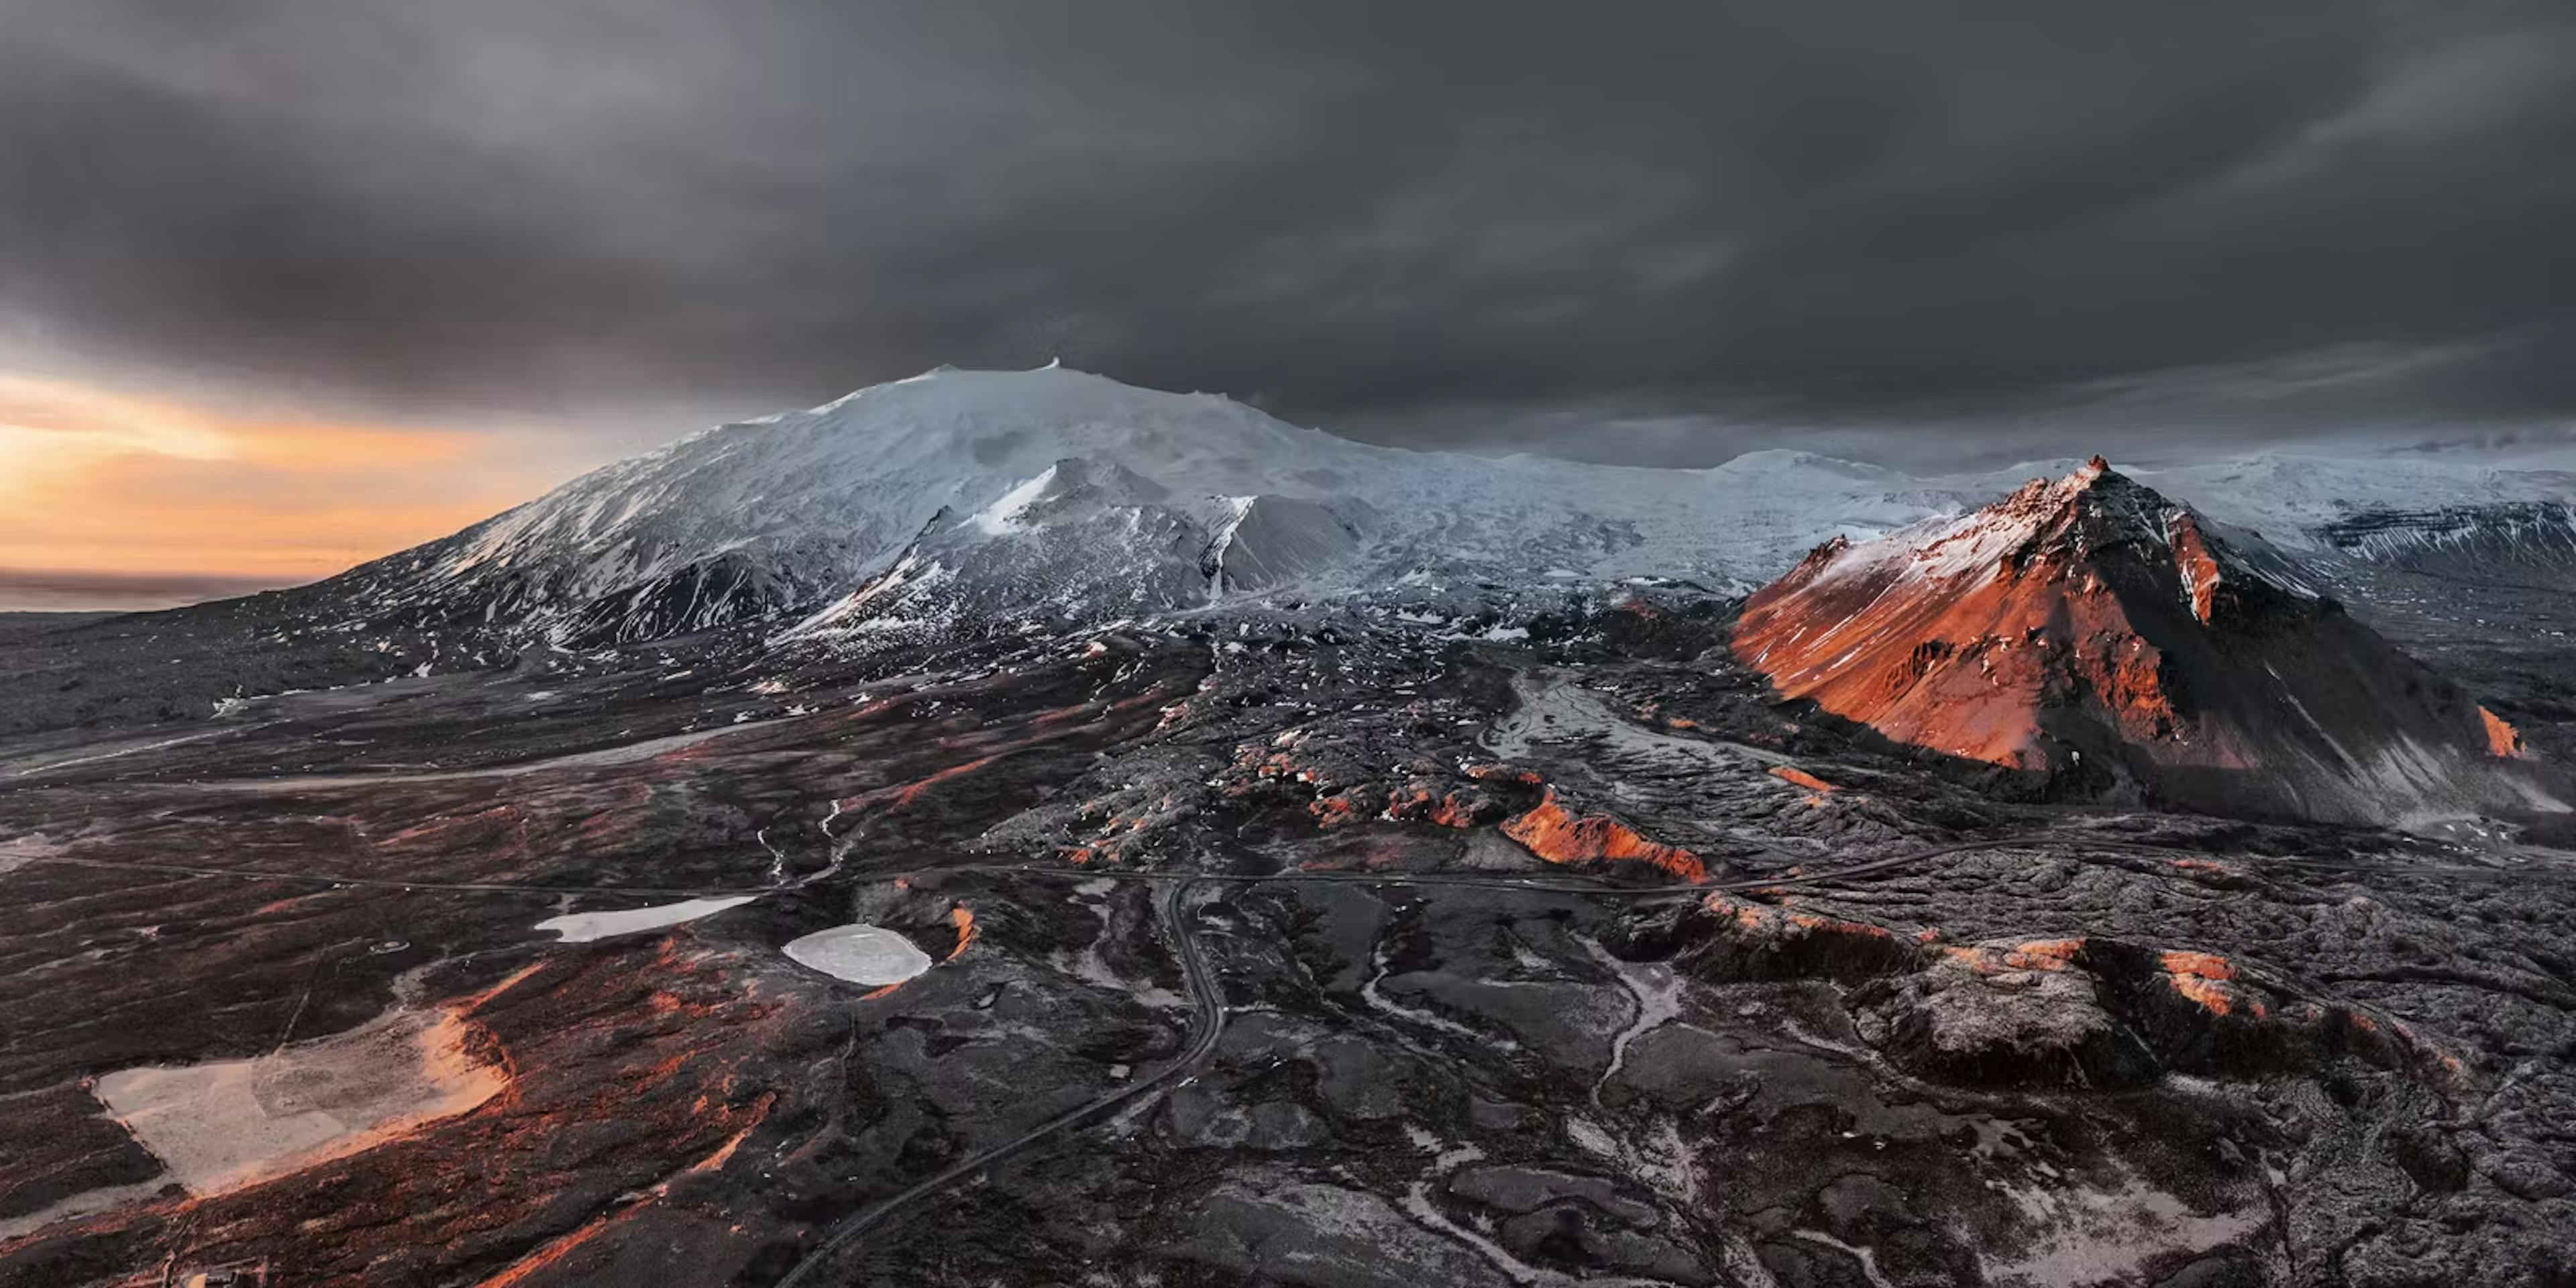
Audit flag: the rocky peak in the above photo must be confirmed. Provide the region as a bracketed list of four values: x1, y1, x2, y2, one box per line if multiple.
[1730, 460, 2548, 824]
[1806, 461, 2292, 635]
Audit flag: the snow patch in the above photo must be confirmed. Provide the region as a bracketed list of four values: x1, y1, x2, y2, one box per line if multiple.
[783, 924, 934, 986]
[969, 464, 1060, 535]
[535, 896, 759, 943]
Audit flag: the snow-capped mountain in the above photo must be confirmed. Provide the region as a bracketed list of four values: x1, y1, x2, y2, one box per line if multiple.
[288, 365, 2576, 652]
[1732, 459, 2557, 825]
[305, 366, 1986, 646]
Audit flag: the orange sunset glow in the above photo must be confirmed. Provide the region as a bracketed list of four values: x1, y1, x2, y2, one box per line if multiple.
[0, 372, 576, 600]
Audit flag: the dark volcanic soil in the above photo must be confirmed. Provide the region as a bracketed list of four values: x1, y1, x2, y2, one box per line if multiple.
[1, 606, 2571, 1287]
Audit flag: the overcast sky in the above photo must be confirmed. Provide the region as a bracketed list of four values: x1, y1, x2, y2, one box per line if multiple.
[5, 1, 2575, 600]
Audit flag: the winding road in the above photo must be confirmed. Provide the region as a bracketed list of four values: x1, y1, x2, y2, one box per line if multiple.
[771, 876, 1227, 1288]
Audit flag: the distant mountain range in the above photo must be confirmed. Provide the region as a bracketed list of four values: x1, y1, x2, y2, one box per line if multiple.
[11, 366, 2571, 830]
[271, 364, 2576, 649]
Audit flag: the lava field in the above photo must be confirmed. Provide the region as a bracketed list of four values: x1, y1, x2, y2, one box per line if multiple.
[3, 598, 2572, 1287]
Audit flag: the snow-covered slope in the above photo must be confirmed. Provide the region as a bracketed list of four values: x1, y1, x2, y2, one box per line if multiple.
[2310, 502, 2576, 574]
[2143, 456, 2576, 563]
[295, 365, 2575, 648]
[309, 366, 1978, 645]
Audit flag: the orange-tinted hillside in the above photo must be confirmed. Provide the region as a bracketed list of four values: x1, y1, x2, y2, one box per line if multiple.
[1731, 458, 2553, 824]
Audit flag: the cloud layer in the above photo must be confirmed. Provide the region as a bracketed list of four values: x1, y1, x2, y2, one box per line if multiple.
[4, 1, 2573, 465]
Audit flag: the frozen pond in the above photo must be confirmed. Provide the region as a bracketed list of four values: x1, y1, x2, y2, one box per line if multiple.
[536, 895, 758, 943]
[784, 924, 933, 985]
[96, 1009, 505, 1197]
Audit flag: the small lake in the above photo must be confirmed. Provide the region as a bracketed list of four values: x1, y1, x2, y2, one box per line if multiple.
[783, 924, 933, 985]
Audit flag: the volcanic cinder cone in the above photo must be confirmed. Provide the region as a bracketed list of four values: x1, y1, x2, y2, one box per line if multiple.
[1731, 458, 2559, 825]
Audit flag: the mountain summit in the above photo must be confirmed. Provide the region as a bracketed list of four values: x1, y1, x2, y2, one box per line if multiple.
[305, 366, 1992, 647]
[325, 366, 1380, 645]
[1731, 459, 2555, 824]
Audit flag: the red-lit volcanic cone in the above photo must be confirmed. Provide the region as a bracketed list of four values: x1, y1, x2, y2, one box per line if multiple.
[1731, 458, 2557, 825]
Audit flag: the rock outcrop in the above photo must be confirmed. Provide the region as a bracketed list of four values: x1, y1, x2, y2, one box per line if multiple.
[1501, 790, 1705, 881]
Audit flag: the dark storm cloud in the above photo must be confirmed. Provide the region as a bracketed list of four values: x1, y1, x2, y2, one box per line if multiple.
[3, 0, 2573, 458]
